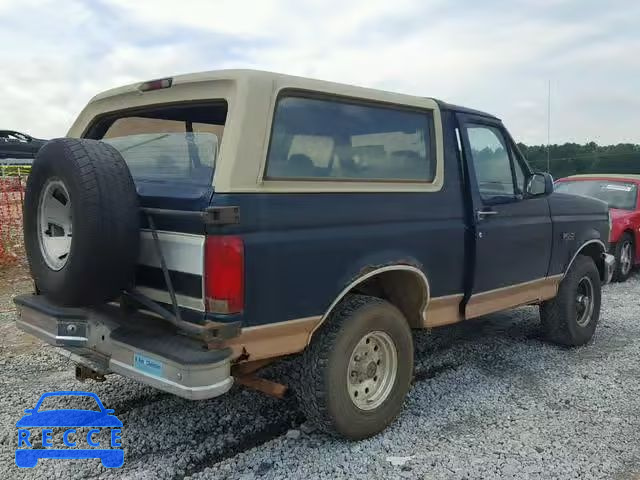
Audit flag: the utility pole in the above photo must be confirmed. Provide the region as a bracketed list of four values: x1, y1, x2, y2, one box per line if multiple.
[546, 79, 551, 174]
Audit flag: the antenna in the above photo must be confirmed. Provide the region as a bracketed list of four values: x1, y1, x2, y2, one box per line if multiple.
[546, 79, 551, 173]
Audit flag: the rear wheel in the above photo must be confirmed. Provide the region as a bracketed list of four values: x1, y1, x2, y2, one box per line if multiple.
[540, 255, 601, 346]
[294, 294, 413, 440]
[613, 232, 634, 282]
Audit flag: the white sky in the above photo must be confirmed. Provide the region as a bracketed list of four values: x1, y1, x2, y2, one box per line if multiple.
[0, 0, 637, 145]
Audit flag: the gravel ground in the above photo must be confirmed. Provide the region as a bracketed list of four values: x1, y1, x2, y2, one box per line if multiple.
[2, 268, 640, 479]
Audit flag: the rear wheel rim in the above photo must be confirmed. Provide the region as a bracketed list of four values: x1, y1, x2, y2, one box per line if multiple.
[347, 330, 398, 411]
[575, 276, 594, 327]
[37, 178, 72, 271]
[620, 241, 632, 275]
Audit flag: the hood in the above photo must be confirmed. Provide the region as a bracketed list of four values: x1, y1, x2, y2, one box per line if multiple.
[549, 192, 609, 216]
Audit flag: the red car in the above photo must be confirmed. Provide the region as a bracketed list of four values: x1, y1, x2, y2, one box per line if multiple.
[555, 174, 640, 282]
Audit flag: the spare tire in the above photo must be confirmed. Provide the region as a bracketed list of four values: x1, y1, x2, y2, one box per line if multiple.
[23, 138, 140, 306]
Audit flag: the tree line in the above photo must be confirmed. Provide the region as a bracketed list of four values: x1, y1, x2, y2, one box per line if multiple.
[517, 142, 640, 179]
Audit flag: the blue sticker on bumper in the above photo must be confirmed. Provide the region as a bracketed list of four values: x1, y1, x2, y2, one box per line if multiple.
[134, 353, 164, 378]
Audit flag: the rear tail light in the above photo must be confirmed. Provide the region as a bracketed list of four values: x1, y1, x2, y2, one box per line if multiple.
[205, 236, 244, 314]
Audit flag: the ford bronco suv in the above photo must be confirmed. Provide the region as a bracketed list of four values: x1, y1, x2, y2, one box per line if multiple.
[15, 70, 614, 440]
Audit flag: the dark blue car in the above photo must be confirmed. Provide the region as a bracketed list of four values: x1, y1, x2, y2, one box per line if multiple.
[0, 130, 46, 160]
[15, 391, 123, 468]
[14, 70, 614, 440]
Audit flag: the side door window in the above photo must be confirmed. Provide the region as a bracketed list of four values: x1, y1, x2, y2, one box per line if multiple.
[466, 124, 519, 203]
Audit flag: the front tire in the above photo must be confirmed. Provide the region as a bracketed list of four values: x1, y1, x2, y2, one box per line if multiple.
[613, 232, 634, 282]
[295, 294, 413, 440]
[540, 255, 601, 346]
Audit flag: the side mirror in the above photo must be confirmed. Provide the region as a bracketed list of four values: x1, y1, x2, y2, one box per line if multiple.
[104, 409, 115, 414]
[23, 409, 34, 414]
[526, 172, 554, 197]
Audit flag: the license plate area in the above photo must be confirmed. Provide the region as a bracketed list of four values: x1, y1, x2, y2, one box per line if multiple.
[133, 353, 165, 378]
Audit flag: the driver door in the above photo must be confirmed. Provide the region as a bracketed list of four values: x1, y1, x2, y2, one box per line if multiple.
[457, 114, 553, 318]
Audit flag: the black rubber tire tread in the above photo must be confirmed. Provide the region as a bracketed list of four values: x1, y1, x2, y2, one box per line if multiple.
[23, 138, 140, 306]
[612, 232, 634, 282]
[540, 255, 601, 347]
[294, 294, 413, 440]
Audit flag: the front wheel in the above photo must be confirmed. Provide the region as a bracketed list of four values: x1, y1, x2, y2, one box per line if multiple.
[613, 233, 634, 282]
[540, 255, 601, 346]
[294, 294, 414, 440]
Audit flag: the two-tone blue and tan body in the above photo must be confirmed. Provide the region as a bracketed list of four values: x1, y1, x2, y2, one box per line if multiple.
[14, 70, 613, 399]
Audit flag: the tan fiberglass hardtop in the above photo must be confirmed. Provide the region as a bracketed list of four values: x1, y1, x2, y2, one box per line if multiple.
[68, 69, 445, 193]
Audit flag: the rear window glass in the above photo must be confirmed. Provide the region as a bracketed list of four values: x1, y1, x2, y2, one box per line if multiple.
[265, 96, 435, 181]
[88, 102, 227, 186]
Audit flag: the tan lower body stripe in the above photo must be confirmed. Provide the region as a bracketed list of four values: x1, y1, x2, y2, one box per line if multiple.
[464, 275, 561, 319]
[227, 275, 562, 363]
[225, 316, 321, 362]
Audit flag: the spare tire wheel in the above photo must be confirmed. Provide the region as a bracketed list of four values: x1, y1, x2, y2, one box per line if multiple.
[23, 138, 140, 307]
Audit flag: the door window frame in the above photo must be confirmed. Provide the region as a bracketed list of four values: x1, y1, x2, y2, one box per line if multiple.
[504, 131, 533, 196]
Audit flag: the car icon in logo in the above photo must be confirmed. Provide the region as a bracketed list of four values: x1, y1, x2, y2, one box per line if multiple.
[15, 391, 123, 468]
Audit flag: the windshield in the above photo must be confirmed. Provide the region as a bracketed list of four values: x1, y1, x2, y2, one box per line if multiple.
[88, 101, 227, 186]
[555, 180, 638, 210]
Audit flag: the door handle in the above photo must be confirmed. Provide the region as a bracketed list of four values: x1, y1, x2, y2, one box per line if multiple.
[476, 209, 498, 221]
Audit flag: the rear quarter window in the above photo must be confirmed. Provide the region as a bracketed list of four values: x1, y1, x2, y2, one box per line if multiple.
[265, 95, 436, 182]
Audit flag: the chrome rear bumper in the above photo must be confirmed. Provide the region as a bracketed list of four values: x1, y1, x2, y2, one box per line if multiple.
[14, 295, 234, 400]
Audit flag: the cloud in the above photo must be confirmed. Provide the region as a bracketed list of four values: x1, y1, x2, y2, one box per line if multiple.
[0, 0, 637, 145]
